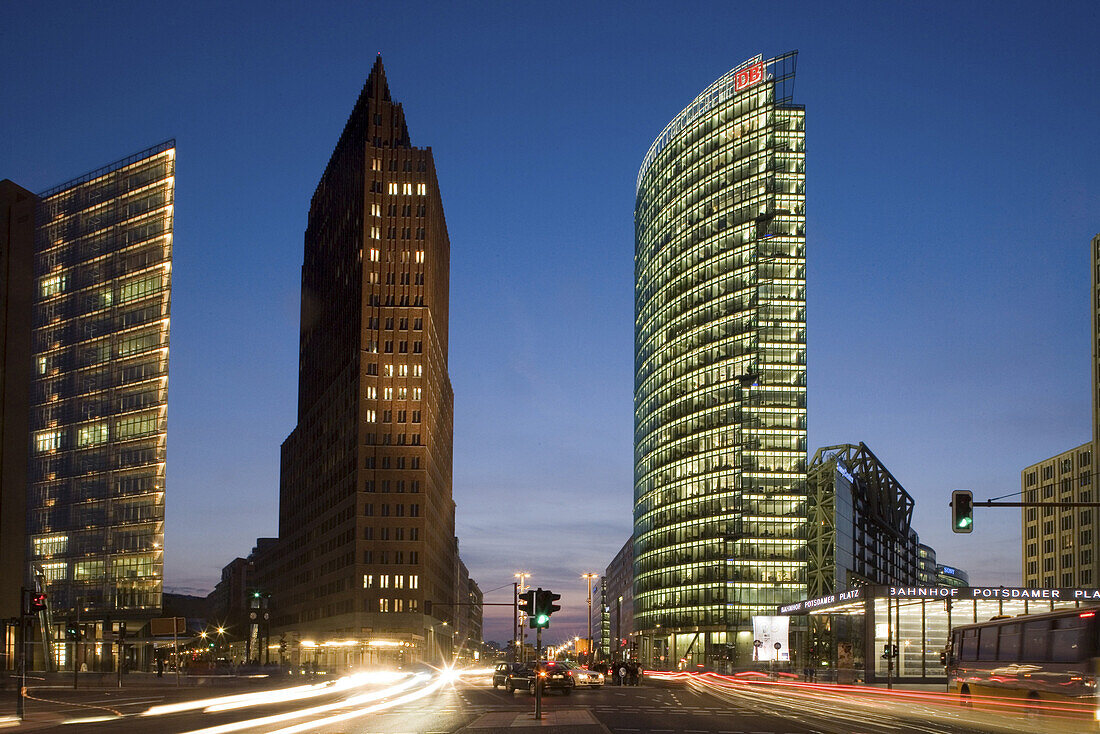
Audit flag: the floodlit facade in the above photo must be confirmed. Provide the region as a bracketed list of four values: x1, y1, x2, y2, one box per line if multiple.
[27, 143, 174, 658]
[1021, 442, 1095, 587]
[633, 52, 806, 669]
[268, 58, 459, 668]
[1020, 234, 1100, 589]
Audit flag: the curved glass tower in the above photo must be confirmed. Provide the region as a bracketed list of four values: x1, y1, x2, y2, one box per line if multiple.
[633, 52, 807, 669]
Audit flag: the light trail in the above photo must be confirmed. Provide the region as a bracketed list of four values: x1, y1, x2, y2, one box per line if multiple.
[142, 670, 409, 718]
[177, 673, 430, 734]
[259, 675, 447, 734]
[673, 670, 1096, 734]
[178, 667, 493, 734]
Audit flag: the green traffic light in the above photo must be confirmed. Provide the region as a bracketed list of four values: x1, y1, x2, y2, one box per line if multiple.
[536, 614, 549, 625]
[956, 517, 972, 528]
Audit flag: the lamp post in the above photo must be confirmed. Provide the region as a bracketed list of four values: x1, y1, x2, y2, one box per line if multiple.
[514, 572, 530, 662]
[582, 573, 597, 665]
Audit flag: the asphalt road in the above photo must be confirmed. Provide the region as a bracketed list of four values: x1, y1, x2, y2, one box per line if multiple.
[3, 672, 1093, 733]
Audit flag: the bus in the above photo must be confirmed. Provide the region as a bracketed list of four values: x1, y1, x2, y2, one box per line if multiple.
[945, 605, 1100, 721]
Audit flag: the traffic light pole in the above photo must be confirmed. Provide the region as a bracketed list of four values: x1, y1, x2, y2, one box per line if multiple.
[73, 608, 79, 690]
[16, 590, 25, 720]
[534, 627, 542, 721]
[974, 501, 1100, 507]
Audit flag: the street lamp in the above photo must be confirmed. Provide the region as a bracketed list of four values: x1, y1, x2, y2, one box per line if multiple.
[514, 572, 531, 662]
[582, 573, 597, 665]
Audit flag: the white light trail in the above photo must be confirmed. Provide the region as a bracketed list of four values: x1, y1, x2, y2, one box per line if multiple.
[178, 673, 431, 734]
[260, 675, 446, 734]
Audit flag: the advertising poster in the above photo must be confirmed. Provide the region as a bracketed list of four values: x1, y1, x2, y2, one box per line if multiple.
[752, 615, 790, 661]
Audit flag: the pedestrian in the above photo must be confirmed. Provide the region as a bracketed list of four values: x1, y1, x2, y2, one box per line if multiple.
[628, 661, 639, 686]
[156, 656, 164, 678]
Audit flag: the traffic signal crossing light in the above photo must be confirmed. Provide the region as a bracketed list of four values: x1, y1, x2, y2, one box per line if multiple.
[66, 622, 79, 640]
[951, 490, 974, 533]
[27, 592, 47, 615]
[530, 588, 561, 629]
[519, 590, 535, 617]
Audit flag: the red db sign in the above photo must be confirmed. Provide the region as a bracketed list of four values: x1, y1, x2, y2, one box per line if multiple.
[734, 63, 763, 92]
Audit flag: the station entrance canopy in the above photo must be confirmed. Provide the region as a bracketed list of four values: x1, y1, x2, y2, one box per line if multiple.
[777, 586, 1100, 684]
[779, 585, 1100, 615]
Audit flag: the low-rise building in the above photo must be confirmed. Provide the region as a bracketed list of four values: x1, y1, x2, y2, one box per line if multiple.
[935, 564, 969, 588]
[605, 537, 634, 661]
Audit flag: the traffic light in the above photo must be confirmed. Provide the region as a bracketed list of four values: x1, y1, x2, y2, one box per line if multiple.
[27, 592, 47, 614]
[951, 490, 974, 533]
[519, 590, 535, 617]
[546, 591, 561, 617]
[530, 588, 561, 629]
[66, 621, 79, 640]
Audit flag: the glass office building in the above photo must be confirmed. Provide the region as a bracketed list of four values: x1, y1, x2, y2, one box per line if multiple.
[634, 52, 806, 669]
[27, 142, 174, 651]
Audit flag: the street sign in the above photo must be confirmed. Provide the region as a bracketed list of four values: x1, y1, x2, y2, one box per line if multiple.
[150, 617, 187, 636]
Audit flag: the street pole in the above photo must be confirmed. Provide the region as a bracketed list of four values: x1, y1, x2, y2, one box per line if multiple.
[173, 619, 180, 687]
[73, 607, 80, 690]
[514, 572, 530, 662]
[513, 582, 518, 663]
[534, 627, 542, 720]
[886, 597, 893, 690]
[16, 602, 25, 720]
[583, 573, 596, 665]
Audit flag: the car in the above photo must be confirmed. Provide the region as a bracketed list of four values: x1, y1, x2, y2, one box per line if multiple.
[561, 662, 604, 687]
[492, 662, 524, 689]
[505, 661, 574, 694]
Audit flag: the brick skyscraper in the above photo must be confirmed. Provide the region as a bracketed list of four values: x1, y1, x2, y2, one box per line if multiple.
[269, 58, 457, 667]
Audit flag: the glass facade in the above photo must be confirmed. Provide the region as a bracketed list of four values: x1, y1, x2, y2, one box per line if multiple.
[633, 52, 806, 668]
[28, 142, 174, 621]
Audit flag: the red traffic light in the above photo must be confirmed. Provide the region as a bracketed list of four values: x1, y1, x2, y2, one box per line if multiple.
[28, 592, 47, 614]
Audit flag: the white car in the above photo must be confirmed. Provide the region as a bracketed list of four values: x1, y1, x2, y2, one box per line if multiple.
[564, 663, 604, 687]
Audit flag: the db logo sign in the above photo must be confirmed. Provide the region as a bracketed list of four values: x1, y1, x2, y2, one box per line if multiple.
[734, 63, 764, 92]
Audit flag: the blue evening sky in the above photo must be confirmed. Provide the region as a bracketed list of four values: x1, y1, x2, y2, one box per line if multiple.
[3, 1, 1098, 645]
